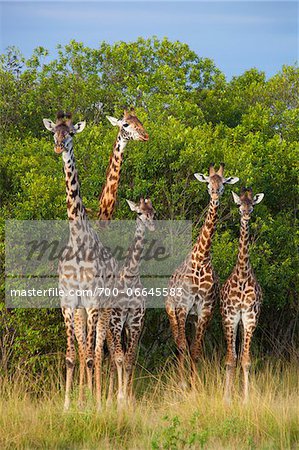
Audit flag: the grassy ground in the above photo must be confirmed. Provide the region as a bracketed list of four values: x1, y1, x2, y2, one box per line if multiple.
[0, 358, 298, 449]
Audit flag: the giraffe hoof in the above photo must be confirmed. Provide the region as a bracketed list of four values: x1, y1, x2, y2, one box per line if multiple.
[96, 403, 103, 413]
[128, 395, 136, 407]
[106, 397, 113, 408]
[63, 401, 71, 412]
[117, 395, 127, 410]
[190, 373, 198, 389]
[77, 400, 85, 410]
[242, 396, 249, 405]
[223, 395, 232, 406]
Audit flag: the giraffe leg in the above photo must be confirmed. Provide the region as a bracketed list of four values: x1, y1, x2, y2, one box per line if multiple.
[241, 312, 257, 403]
[190, 309, 212, 387]
[166, 300, 179, 343]
[106, 328, 115, 406]
[124, 323, 143, 404]
[74, 308, 87, 408]
[85, 307, 99, 398]
[62, 307, 76, 411]
[112, 320, 125, 408]
[223, 313, 240, 404]
[95, 308, 110, 411]
[107, 360, 116, 406]
[166, 299, 189, 386]
[176, 307, 188, 387]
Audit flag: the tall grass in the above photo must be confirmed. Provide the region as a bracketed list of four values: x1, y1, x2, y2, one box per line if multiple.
[0, 358, 298, 449]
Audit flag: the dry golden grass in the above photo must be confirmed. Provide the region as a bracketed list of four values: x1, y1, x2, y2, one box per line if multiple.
[0, 358, 298, 449]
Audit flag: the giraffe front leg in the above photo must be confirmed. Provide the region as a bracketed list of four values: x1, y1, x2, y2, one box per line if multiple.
[223, 314, 239, 404]
[241, 313, 257, 404]
[190, 310, 212, 388]
[166, 301, 187, 387]
[106, 328, 115, 406]
[115, 346, 125, 408]
[94, 308, 110, 412]
[124, 324, 143, 404]
[166, 299, 179, 343]
[62, 307, 76, 411]
[112, 322, 125, 408]
[176, 307, 188, 389]
[85, 307, 99, 398]
[74, 308, 86, 408]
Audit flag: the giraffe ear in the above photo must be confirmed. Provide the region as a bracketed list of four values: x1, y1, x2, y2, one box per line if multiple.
[43, 119, 55, 132]
[126, 199, 140, 212]
[194, 173, 209, 183]
[253, 193, 264, 205]
[223, 176, 239, 185]
[106, 116, 120, 127]
[232, 192, 241, 205]
[73, 121, 86, 133]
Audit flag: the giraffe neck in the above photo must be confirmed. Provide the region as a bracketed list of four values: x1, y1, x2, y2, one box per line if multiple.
[122, 219, 145, 278]
[237, 217, 251, 272]
[62, 142, 86, 221]
[98, 132, 127, 220]
[192, 198, 219, 263]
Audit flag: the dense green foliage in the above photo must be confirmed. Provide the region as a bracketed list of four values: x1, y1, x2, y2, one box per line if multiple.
[0, 38, 298, 374]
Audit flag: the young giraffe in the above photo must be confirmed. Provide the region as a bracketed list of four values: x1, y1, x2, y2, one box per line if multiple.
[166, 164, 239, 385]
[98, 109, 149, 221]
[108, 198, 155, 407]
[43, 112, 110, 410]
[220, 187, 264, 403]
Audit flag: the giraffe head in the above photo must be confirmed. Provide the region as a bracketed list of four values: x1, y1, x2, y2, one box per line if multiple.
[106, 109, 149, 142]
[194, 163, 239, 201]
[126, 197, 155, 231]
[43, 111, 86, 154]
[232, 187, 264, 221]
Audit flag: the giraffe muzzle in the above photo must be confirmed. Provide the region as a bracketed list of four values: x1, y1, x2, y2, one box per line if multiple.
[139, 133, 149, 141]
[54, 146, 64, 154]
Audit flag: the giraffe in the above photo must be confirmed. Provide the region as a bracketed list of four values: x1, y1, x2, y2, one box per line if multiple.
[98, 109, 149, 221]
[108, 198, 155, 407]
[165, 163, 239, 386]
[95, 108, 148, 407]
[43, 111, 110, 410]
[220, 187, 264, 403]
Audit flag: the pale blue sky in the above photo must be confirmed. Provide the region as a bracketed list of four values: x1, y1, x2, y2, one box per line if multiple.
[0, 1, 298, 78]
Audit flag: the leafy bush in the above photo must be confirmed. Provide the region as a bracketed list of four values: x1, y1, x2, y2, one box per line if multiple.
[0, 38, 298, 374]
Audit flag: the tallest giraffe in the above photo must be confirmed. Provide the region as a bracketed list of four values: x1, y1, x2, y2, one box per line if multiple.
[98, 109, 149, 220]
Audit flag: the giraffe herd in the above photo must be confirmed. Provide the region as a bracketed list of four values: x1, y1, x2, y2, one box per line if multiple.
[42, 110, 264, 410]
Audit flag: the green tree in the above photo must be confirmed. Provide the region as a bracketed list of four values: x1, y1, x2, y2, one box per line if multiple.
[0, 38, 298, 375]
